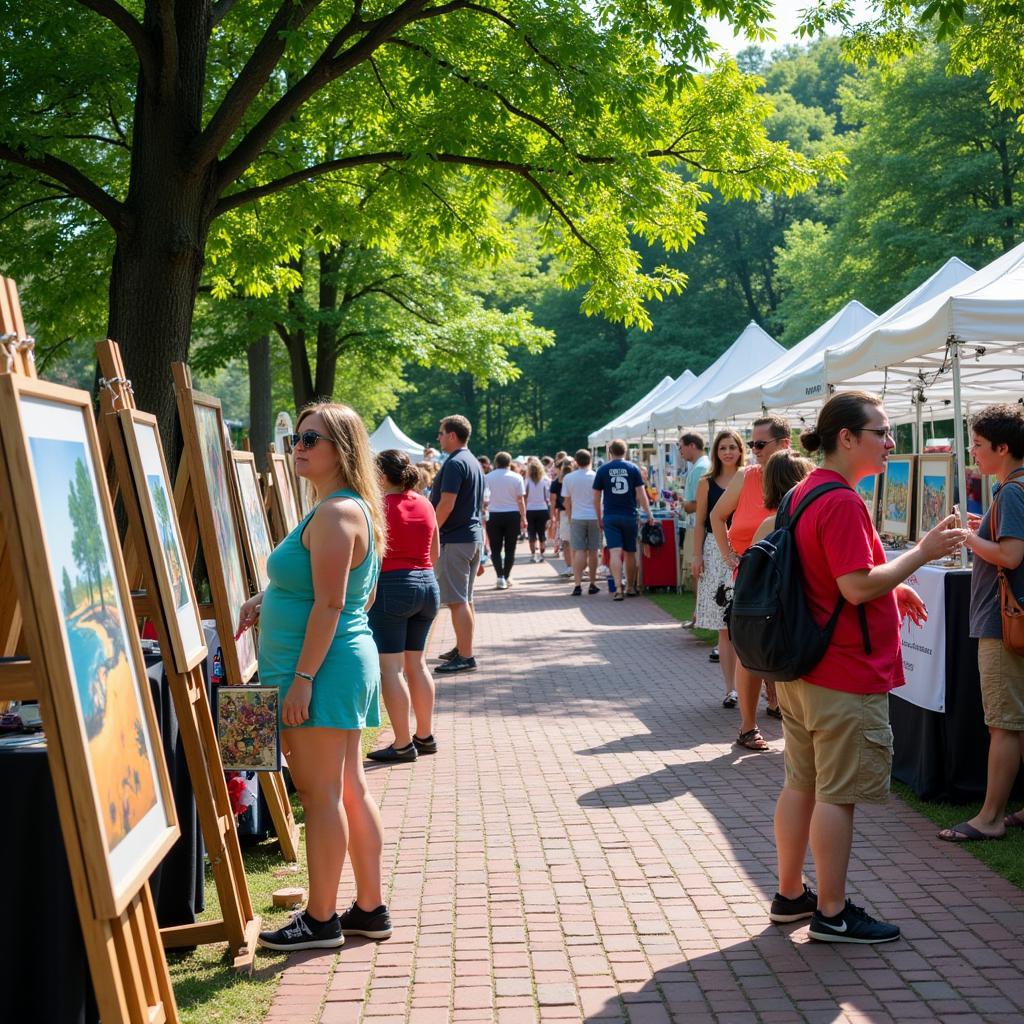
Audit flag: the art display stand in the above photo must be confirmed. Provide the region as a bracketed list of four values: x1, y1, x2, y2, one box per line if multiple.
[170, 362, 300, 863]
[0, 278, 180, 1024]
[95, 341, 260, 970]
[264, 449, 300, 545]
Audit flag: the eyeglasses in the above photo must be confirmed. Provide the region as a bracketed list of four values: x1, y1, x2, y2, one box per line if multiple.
[855, 427, 895, 440]
[749, 438, 779, 452]
[288, 430, 334, 450]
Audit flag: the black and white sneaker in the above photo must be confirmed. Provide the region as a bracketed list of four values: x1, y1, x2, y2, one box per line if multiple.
[435, 655, 477, 674]
[339, 900, 393, 939]
[258, 910, 343, 951]
[413, 734, 438, 755]
[769, 884, 817, 923]
[437, 646, 459, 662]
[808, 900, 900, 944]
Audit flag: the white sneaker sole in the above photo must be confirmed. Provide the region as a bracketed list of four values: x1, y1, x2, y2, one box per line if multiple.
[768, 909, 815, 923]
[257, 934, 345, 951]
[341, 927, 393, 939]
[807, 927, 900, 944]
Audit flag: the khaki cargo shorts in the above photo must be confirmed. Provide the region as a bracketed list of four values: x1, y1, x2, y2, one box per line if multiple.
[775, 679, 893, 805]
[979, 638, 1024, 731]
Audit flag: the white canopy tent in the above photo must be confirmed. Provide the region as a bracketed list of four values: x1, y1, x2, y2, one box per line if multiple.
[587, 374, 682, 448]
[368, 415, 425, 458]
[680, 300, 878, 428]
[647, 321, 785, 433]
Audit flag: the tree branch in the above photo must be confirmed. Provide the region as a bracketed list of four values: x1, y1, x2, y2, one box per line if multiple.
[75, 0, 158, 85]
[211, 0, 240, 25]
[0, 144, 125, 228]
[367, 287, 444, 325]
[0, 193, 74, 226]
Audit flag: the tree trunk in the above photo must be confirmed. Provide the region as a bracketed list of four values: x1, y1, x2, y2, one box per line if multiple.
[247, 334, 272, 470]
[314, 248, 341, 400]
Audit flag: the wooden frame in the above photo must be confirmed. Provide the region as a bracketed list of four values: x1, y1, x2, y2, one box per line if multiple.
[917, 454, 954, 536]
[855, 472, 880, 528]
[216, 685, 281, 771]
[173, 375, 257, 682]
[266, 450, 299, 542]
[231, 451, 274, 593]
[881, 454, 916, 540]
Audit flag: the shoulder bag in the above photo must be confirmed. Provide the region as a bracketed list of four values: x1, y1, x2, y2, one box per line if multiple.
[990, 477, 1024, 656]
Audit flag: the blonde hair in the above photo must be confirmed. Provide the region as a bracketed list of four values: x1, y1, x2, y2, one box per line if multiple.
[527, 457, 545, 484]
[296, 402, 387, 559]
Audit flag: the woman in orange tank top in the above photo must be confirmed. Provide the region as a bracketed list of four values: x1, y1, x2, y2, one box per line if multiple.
[709, 417, 792, 751]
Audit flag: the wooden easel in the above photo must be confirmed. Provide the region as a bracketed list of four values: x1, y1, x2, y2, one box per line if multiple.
[0, 278, 180, 1023]
[264, 449, 300, 545]
[96, 341, 260, 970]
[170, 363, 299, 862]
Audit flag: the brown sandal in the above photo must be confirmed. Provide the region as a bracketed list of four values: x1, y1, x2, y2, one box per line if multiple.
[736, 728, 769, 752]
[1005, 810, 1024, 829]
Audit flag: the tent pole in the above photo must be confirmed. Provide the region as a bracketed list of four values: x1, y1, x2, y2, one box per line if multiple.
[657, 432, 666, 498]
[950, 337, 969, 569]
[914, 391, 923, 456]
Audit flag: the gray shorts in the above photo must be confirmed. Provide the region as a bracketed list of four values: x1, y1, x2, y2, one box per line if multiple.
[436, 542, 481, 606]
[570, 518, 602, 552]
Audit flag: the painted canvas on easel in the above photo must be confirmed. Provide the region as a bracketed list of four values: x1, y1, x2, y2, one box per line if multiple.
[916, 454, 953, 535]
[855, 473, 880, 525]
[881, 455, 915, 540]
[232, 453, 274, 592]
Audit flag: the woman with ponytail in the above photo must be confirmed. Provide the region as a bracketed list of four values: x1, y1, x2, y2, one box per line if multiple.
[366, 449, 441, 766]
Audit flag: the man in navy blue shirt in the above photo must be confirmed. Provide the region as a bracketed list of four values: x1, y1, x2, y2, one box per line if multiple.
[593, 439, 654, 599]
[431, 415, 485, 673]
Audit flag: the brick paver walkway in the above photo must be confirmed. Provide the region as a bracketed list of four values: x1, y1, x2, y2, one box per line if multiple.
[266, 555, 1024, 1023]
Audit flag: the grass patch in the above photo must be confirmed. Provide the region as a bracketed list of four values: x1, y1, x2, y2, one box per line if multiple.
[892, 781, 1024, 891]
[167, 721, 384, 1023]
[645, 589, 718, 645]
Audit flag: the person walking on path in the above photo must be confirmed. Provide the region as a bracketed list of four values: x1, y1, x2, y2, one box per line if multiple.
[550, 457, 575, 577]
[939, 403, 1024, 842]
[562, 449, 601, 596]
[692, 430, 744, 706]
[244, 403, 392, 952]
[711, 414, 791, 751]
[431, 415, 485, 674]
[592, 438, 654, 600]
[768, 391, 966, 945]
[366, 450, 441, 764]
[679, 433, 710, 591]
[525, 457, 552, 562]
[484, 452, 527, 590]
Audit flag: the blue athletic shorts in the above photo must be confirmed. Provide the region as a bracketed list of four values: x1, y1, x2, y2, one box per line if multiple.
[369, 569, 440, 654]
[603, 514, 638, 553]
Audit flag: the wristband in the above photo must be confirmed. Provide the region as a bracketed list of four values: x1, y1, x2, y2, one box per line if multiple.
[293, 670, 314, 682]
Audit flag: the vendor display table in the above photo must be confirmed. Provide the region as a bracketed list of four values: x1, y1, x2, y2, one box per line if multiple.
[640, 512, 679, 589]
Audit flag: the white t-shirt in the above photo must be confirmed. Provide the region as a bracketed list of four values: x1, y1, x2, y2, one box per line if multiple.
[561, 468, 598, 520]
[525, 476, 551, 511]
[485, 468, 526, 513]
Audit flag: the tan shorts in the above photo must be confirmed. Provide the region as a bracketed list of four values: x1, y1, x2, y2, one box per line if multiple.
[979, 638, 1024, 731]
[775, 679, 893, 805]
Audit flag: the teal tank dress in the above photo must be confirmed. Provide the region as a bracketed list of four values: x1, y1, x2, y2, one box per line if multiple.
[259, 489, 381, 729]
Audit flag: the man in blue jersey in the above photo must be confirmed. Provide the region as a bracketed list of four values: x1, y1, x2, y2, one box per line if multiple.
[593, 439, 655, 600]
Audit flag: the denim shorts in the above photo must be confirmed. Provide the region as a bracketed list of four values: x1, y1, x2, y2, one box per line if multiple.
[369, 570, 440, 654]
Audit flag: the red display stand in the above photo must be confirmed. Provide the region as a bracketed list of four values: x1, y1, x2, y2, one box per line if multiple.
[640, 518, 678, 589]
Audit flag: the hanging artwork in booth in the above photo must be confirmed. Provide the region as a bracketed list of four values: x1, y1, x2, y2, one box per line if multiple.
[216, 685, 281, 771]
[855, 473, 880, 528]
[916, 454, 953, 536]
[231, 451, 274, 592]
[267, 452, 300, 538]
[121, 411, 205, 672]
[881, 455, 915, 540]
[1, 380, 177, 916]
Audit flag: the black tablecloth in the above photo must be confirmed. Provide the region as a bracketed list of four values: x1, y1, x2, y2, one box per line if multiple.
[891, 570, 1024, 801]
[0, 653, 207, 1023]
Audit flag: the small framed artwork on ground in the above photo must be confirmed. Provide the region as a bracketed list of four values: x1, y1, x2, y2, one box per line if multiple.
[231, 451, 275, 592]
[0, 376, 178, 917]
[916, 454, 953, 536]
[881, 455, 915, 540]
[216, 686, 281, 771]
[120, 410, 206, 673]
[855, 473, 880, 527]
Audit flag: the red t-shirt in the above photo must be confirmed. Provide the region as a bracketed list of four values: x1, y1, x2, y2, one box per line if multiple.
[791, 468, 904, 694]
[381, 491, 436, 572]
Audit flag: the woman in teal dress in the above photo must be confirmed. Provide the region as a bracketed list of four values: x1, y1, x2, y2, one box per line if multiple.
[237, 402, 392, 953]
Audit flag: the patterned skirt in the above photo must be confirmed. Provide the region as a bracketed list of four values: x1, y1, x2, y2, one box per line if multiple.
[695, 532, 732, 631]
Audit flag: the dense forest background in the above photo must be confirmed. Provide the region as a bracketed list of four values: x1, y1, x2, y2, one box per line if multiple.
[392, 38, 1024, 455]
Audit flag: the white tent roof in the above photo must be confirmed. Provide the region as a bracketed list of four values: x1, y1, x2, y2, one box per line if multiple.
[588, 374, 681, 447]
[759, 257, 976, 419]
[686, 300, 877, 427]
[368, 415, 425, 457]
[646, 321, 785, 432]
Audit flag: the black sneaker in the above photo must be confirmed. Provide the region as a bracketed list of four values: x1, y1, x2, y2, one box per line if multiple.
[808, 900, 901, 944]
[709, 647, 720, 663]
[339, 900, 393, 939]
[435, 654, 477, 674]
[769, 884, 817, 923]
[588, 583, 600, 594]
[572, 585, 583, 596]
[437, 646, 459, 662]
[367, 743, 417, 763]
[258, 910, 343, 951]
[413, 734, 438, 755]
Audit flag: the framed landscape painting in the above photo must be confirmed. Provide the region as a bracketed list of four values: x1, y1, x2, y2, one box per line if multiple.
[120, 410, 206, 673]
[855, 473, 880, 527]
[267, 451, 299, 540]
[231, 451, 274, 592]
[0, 376, 177, 917]
[881, 455, 915, 540]
[916, 454, 953, 536]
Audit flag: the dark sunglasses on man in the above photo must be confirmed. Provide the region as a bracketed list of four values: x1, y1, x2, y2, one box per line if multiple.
[749, 438, 779, 452]
[288, 430, 334, 450]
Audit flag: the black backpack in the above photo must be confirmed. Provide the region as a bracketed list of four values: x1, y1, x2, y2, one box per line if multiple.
[726, 482, 870, 683]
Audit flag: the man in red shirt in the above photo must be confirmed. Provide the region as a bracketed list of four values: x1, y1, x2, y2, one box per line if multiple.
[768, 392, 966, 944]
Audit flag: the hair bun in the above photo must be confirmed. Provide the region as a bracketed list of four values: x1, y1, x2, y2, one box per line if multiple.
[401, 464, 421, 489]
[800, 429, 822, 454]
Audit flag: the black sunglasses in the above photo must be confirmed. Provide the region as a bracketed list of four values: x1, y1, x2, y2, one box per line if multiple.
[749, 438, 779, 452]
[288, 430, 334, 450]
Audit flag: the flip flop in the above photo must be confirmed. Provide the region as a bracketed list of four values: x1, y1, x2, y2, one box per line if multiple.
[1005, 810, 1024, 829]
[937, 821, 1005, 843]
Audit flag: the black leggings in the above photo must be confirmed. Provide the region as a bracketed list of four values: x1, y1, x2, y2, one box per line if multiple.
[486, 511, 520, 579]
[526, 509, 550, 544]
